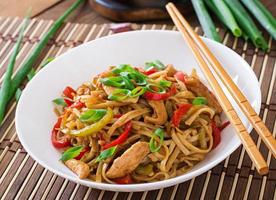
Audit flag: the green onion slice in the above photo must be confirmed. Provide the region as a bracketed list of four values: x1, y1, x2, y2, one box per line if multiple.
[192, 97, 208, 105]
[129, 86, 146, 97]
[53, 98, 67, 107]
[80, 109, 107, 123]
[121, 75, 135, 90]
[146, 83, 166, 94]
[100, 77, 125, 88]
[112, 64, 148, 86]
[100, 75, 136, 90]
[159, 80, 172, 88]
[61, 146, 83, 161]
[108, 89, 131, 101]
[96, 146, 117, 162]
[112, 64, 136, 74]
[113, 64, 147, 77]
[149, 128, 164, 153]
[145, 60, 166, 70]
[128, 72, 147, 86]
[116, 67, 147, 86]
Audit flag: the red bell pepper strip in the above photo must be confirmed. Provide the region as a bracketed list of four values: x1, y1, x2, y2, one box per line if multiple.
[143, 84, 177, 100]
[114, 114, 123, 118]
[134, 67, 158, 76]
[74, 146, 90, 160]
[219, 121, 230, 131]
[143, 68, 158, 75]
[172, 104, 192, 127]
[211, 121, 221, 149]
[51, 117, 70, 148]
[174, 71, 187, 83]
[210, 121, 230, 149]
[114, 174, 133, 184]
[53, 117, 62, 130]
[103, 121, 132, 149]
[64, 99, 85, 108]
[70, 101, 85, 109]
[64, 98, 74, 107]
[63, 86, 76, 99]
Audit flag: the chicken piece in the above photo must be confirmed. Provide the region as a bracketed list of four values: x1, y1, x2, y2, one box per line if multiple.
[145, 100, 168, 125]
[76, 83, 92, 95]
[185, 77, 223, 113]
[65, 159, 90, 179]
[106, 141, 150, 179]
[102, 85, 139, 103]
[166, 64, 177, 77]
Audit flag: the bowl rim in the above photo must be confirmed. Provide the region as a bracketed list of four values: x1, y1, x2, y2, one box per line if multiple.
[15, 30, 261, 192]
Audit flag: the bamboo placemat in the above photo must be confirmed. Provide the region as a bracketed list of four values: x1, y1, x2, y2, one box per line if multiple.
[0, 17, 275, 200]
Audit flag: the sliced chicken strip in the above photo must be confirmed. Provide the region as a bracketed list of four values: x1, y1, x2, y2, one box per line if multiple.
[185, 77, 223, 113]
[65, 159, 90, 179]
[165, 64, 177, 77]
[106, 141, 150, 179]
[145, 100, 168, 125]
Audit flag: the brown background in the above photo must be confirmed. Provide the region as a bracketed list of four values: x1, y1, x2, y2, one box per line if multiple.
[0, 0, 275, 25]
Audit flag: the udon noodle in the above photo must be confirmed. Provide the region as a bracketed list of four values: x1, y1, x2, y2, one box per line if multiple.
[51, 62, 227, 184]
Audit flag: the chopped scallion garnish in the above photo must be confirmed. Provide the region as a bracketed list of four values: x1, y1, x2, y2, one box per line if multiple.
[53, 98, 67, 107]
[61, 146, 83, 161]
[96, 146, 117, 162]
[159, 80, 172, 88]
[149, 128, 164, 153]
[80, 109, 107, 123]
[108, 89, 131, 101]
[146, 83, 166, 94]
[192, 97, 208, 105]
[129, 86, 147, 97]
[145, 60, 166, 70]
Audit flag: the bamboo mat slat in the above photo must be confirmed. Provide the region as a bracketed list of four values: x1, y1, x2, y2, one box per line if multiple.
[0, 17, 275, 200]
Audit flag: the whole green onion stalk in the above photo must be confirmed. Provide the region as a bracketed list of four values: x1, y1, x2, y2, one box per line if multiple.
[212, 0, 242, 37]
[0, 17, 30, 123]
[241, 0, 276, 40]
[0, 0, 85, 125]
[223, 0, 268, 50]
[191, 0, 221, 42]
[204, 0, 249, 41]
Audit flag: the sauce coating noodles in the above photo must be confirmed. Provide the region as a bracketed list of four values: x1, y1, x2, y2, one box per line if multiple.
[52, 63, 225, 184]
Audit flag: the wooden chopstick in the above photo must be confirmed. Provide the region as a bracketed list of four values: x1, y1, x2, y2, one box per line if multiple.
[166, 3, 276, 159]
[166, 3, 269, 175]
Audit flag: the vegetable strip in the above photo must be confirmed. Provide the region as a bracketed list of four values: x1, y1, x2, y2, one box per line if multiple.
[103, 121, 132, 149]
[61, 146, 83, 161]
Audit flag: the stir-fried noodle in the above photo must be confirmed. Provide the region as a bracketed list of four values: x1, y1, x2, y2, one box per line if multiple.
[51, 62, 228, 184]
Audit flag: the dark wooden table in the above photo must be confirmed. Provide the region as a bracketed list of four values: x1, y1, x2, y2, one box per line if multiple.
[34, 0, 276, 26]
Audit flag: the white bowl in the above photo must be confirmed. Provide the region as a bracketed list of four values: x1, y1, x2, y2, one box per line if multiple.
[15, 30, 261, 192]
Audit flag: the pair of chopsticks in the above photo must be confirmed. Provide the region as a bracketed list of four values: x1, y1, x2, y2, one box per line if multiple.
[166, 3, 276, 175]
